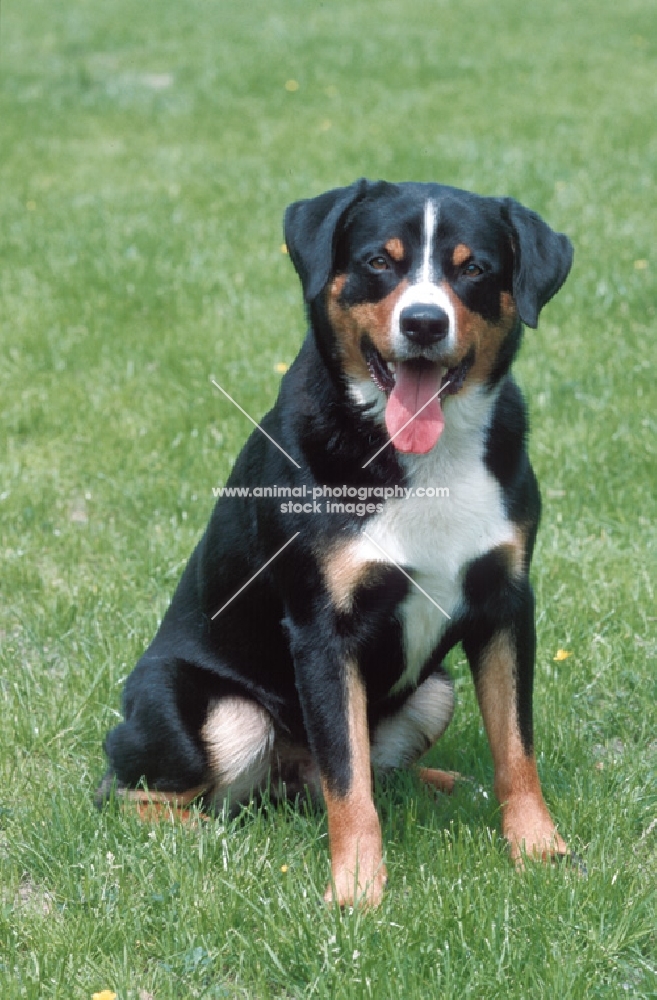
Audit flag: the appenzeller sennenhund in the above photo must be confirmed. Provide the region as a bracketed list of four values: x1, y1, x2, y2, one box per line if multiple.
[98, 180, 574, 907]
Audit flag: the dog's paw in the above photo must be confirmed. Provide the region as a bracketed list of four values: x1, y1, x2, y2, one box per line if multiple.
[503, 793, 568, 864]
[324, 797, 386, 908]
[416, 766, 461, 794]
[324, 856, 388, 909]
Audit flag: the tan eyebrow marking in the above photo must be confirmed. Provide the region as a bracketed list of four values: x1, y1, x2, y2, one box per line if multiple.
[385, 238, 405, 261]
[452, 243, 472, 267]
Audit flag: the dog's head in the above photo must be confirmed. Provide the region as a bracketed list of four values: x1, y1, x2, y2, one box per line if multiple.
[285, 180, 573, 454]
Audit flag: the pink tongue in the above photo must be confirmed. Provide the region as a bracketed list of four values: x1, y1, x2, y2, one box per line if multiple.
[385, 363, 445, 453]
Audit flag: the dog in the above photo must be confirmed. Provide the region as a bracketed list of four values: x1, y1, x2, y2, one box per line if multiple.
[97, 179, 574, 907]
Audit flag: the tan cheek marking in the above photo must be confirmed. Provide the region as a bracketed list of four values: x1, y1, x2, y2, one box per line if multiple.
[347, 281, 409, 359]
[452, 243, 472, 267]
[385, 237, 405, 261]
[442, 285, 517, 385]
[321, 663, 386, 906]
[474, 631, 566, 860]
[330, 273, 347, 297]
[326, 279, 409, 380]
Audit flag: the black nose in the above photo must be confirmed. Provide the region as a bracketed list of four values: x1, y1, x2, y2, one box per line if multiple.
[399, 304, 450, 346]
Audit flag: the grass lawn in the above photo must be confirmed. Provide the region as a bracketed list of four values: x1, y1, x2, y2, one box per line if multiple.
[1, 0, 655, 996]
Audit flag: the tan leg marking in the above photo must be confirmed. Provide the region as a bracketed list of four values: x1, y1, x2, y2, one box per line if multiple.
[475, 631, 567, 862]
[116, 786, 210, 824]
[417, 767, 459, 794]
[118, 786, 208, 806]
[322, 664, 386, 908]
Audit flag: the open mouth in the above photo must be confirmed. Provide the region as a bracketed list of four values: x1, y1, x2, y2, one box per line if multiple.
[364, 342, 472, 398]
[363, 342, 474, 454]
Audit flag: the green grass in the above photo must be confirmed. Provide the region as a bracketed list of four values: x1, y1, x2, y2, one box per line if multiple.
[1, 0, 656, 996]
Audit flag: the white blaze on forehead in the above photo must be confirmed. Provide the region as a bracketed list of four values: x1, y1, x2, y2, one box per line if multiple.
[421, 199, 438, 284]
[390, 198, 456, 352]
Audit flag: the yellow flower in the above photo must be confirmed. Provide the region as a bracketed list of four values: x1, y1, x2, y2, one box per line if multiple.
[92, 992, 117, 1000]
[553, 649, 572, 661]
[280, 243, 288, 254]
[274, 362, 289, 373]
[280, 864, 289, 873]
[285, 79, 299, 92]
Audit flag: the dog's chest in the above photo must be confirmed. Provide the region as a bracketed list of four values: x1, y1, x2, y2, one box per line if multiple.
[357, 392, 514, 690]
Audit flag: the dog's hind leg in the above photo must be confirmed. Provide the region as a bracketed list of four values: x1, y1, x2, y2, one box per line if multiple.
[96, 657, 275, 816]
[97, 657, 211, 804]
[201, 695, 275, 810]
[371, 669, 455, 771]
[370, 668, 456, 791]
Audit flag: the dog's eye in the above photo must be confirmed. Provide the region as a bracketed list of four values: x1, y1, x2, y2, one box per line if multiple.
[368, 256, 390, 271]
[463, 261, 483, 277]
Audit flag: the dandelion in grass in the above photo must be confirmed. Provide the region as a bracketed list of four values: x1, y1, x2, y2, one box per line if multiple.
[553, 649, 572, 661]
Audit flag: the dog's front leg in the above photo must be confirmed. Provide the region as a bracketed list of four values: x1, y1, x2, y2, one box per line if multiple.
[464, 587, 567, 863]
[292, 636, 386, 907]
[322, 662, 386, 907]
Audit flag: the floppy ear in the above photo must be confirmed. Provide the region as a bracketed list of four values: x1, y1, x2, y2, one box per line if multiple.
[500, 198, 574, 328]
[284, 178, 370, 302]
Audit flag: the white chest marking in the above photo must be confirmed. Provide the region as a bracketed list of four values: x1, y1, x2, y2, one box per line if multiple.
[354, 386, 514, 692]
